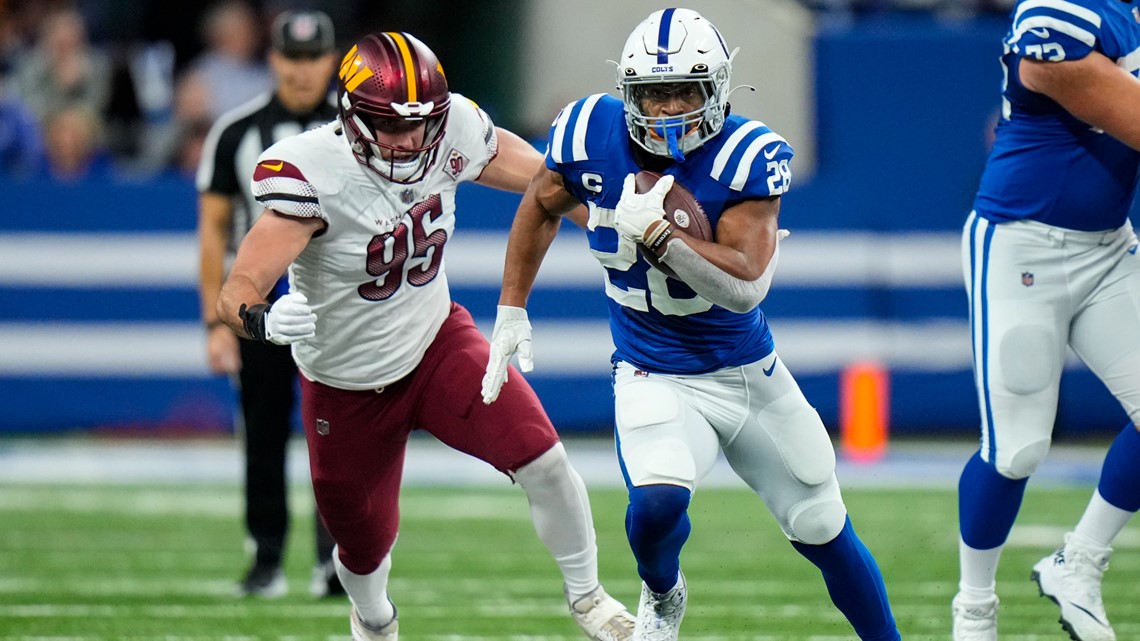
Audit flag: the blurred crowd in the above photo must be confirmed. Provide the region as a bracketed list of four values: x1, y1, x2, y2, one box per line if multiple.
[0, 0, 1014, 184]
[0, 0, 293, 182]
[0, 0, 387, 183]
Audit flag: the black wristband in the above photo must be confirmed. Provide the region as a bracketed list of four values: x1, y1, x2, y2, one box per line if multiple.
[649, 224, 674, 252]
[238, 303, 270, 342]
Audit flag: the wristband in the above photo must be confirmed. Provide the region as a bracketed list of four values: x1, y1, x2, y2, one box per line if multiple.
[238, 303, 270, 342]
[648, 224, 675, 252]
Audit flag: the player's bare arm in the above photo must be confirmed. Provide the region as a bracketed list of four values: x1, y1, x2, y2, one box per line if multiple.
[217, 210, 323, 337]
[662, 196, 781, 281]
[1019, 51, 1140, 150]
[497, 166, 580, 307]
[475, 127, 544, 193]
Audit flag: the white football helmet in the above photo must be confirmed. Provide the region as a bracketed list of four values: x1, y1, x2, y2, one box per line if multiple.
[617, 8, 735, 162]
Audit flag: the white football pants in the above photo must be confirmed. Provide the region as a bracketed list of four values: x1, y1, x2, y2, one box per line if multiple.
[613, 355, 846, 544]
[962, 212, 1140, 479]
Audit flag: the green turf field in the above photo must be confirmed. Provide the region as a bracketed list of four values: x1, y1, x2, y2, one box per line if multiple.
[0, 483, 1136, 640]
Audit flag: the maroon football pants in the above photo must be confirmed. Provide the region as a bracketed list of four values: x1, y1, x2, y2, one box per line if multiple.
[300, 303, 559, 574]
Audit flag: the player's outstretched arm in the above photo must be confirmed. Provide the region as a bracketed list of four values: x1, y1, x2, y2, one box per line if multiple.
[476, 127, 544, 193]
[1020, 51, 1140, 151]
[217, 210, 323, 340]
[482, 166, 578, 404]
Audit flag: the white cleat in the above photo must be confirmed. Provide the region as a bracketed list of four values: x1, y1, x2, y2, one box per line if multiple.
[634, 573, 686, 641]
[567, 585, 636, 641]
[350, 607, 398, 641]
[951, 592, 998, 641]
[1031, 533, 1116, 641]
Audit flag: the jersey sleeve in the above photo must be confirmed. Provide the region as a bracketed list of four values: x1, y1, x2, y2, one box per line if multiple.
[1007, 0, 1103, 62]
[249, 149, 325, 221]
[708, 121, 794, 198]
[543, 94, 621, 203]
[442, 95, 498, 183]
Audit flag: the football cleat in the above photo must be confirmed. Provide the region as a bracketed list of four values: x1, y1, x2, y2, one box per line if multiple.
[236, 561, 287, 598]
[634, 573, 686, 641]
[1031, 533, 1116, 641]
[951, 592, 998, 641]
[567, 584, 636, 641]
[310, 560, 346, 598]
[350, 607, 398, 641]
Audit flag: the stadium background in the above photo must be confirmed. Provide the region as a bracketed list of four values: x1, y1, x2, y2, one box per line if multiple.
[1, 0, 1134, 437]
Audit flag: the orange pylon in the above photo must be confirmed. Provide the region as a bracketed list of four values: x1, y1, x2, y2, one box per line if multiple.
[840, 361, 889, 462]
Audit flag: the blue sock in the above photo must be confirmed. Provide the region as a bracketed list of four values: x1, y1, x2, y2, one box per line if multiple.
[1098, 423, 1140, 512]
[791, 517, 899, 641]
[626, 484, 691, 593]
[958, 450, 1027, 548]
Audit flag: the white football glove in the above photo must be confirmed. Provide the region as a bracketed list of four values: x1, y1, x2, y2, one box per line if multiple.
[613, 173, 673, 242]
[481, 305, 534, 404]
[264, 292, 317, 345]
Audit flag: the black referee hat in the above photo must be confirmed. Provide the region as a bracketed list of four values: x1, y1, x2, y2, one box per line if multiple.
[271, 11, 335, 58]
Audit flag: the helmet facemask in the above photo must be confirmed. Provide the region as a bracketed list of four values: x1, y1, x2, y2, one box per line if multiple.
[336, 32, 451, 184]
[340, 89, 449, 184]
[616, 8, 734, 162]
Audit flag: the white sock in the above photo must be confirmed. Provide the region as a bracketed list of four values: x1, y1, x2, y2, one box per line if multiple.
[1074, 490, 1134, 548]
[958, 538, 1002, 598]
[512, 442, 600, 601]
[334, 545, 396, 627]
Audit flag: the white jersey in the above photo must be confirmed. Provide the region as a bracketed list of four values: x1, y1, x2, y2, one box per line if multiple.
[249, 94, 499, 389]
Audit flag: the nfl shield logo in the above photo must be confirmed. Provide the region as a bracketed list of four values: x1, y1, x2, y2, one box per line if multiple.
[316, 418, 330, 436]
[1021, 272, 1034, 287]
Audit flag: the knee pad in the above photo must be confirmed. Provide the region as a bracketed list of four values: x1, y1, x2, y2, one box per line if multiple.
[786, 492, 847, 545]
[628, 484, 691, 531]
[996, 438, 1051, 479]
[999, 325, 1058, 395]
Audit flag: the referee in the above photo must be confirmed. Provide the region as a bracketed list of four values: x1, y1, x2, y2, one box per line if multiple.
[196, 10, 342, 599]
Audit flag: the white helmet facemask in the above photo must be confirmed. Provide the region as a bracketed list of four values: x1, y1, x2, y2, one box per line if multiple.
[616, 8, 735, 162]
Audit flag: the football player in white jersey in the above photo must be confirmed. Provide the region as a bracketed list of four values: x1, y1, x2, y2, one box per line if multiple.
[482, 9, 901, 641]
[954, 1, 1140, 640]
[216, 31, 634, 641]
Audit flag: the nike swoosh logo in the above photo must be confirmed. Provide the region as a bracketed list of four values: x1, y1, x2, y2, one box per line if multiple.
[763, 356, 778, 377]
[1028, 27, 1050, 38]
[1070, 602, 1107, 625]
[260, 161, 284, 171]
[1128, 245, 1138, 255]
[763, 146, 779, 160]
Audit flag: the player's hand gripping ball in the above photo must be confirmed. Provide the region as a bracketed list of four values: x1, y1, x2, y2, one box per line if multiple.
[634, 171, 712, 278]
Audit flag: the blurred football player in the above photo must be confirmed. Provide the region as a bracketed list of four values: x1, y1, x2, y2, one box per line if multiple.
[953, 0, 1140, 640]
[481, 9, 901, 641]
[216, 31, 634, 641]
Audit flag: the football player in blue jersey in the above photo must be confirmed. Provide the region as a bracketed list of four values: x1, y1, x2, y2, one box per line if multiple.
[481, 8, 901, 641]
[954, 1, 1140, 640]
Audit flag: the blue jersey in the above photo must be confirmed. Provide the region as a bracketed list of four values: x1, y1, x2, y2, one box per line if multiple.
[973, 0, 1140, 231]
[545, 94, 794, 375]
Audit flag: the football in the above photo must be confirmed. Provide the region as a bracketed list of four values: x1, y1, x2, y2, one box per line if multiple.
[633, 171, 712, 277]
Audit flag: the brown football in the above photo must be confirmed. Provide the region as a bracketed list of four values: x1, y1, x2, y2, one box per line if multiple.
[633, 170, 712, 277]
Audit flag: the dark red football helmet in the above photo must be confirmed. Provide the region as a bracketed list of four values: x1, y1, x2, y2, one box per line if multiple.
[337, 32, 451, 183]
